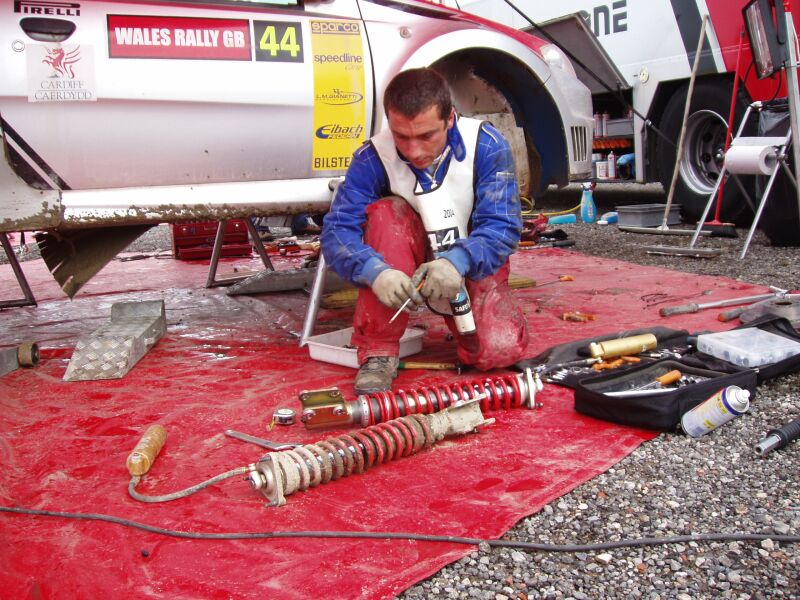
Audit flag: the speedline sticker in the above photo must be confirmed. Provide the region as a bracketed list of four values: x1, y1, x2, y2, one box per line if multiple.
[311, 20, 366, 171]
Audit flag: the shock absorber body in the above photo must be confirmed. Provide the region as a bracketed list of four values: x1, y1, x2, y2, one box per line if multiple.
[248, 400, 493, 506]
[299, 368, 542, 430]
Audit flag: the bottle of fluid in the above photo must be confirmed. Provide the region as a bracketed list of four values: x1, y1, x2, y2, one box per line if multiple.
[579, 182, 597, 223]
[607, 150, 617, 179]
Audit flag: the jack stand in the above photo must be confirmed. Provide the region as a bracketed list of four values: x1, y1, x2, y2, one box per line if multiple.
[0, 232, 36, 309]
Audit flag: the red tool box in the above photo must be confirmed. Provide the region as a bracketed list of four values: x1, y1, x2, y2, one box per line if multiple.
[170, 220, 252, 260]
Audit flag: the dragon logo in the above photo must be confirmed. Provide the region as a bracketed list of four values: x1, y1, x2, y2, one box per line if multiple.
[42, 46, 81, 79]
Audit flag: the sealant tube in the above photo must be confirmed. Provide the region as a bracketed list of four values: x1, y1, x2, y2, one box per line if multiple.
[588, 334, 658, 359]
[126, 424, 167, 476]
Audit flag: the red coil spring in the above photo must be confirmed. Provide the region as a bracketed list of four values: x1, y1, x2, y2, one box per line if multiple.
[361, 373, 526, 425]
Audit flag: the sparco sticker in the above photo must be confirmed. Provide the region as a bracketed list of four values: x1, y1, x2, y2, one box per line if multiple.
[310, 20, 366, 172]
[107, 15, 250, 60]
[27, 43, 96, 102]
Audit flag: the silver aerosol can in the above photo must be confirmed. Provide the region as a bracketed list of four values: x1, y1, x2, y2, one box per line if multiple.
[681, 385, 751, 438]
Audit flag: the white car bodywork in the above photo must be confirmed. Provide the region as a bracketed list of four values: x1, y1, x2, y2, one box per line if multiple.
[1, 0, 592, 233]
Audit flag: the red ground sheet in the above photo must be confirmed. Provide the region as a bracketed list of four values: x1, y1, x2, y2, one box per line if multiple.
[0, 248, 767, 599]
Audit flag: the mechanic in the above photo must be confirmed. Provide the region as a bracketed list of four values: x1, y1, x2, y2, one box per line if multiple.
[321, 68, 529, 394]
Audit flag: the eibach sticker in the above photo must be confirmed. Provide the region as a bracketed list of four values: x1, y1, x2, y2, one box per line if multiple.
[108, 15, 251, 60]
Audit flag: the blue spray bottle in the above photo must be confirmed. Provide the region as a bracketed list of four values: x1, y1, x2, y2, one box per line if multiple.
[579, 182, 597, 223]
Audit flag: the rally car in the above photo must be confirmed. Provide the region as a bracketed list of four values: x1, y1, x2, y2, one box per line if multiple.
[0, 0, 592, 292]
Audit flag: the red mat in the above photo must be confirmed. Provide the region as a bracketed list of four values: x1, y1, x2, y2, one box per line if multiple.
[0, 249, 767, 599]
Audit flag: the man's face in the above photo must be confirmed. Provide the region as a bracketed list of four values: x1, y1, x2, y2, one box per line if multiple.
[387, 105, 454, 170]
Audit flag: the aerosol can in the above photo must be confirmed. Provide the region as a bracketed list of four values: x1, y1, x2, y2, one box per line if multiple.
[415, 196, 476, 334]
[681, 385, 751, 438]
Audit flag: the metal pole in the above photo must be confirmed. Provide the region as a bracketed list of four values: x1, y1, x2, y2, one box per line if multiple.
[783, 10, 800, 226]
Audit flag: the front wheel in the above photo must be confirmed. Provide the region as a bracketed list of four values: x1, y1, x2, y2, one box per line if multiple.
[654, 79, 755, 225]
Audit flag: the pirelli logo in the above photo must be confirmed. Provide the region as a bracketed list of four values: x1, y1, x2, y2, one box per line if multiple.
[14, 0, 80, 16]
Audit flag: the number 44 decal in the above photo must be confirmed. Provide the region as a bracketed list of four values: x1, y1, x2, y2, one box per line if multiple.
[254, 21, 304, 63]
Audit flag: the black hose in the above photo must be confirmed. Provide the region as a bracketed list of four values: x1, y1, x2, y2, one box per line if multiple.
[1, 506, 797, 552]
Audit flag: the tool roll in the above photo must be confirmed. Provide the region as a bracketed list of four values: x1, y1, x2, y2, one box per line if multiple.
[517, 317, 800, 431]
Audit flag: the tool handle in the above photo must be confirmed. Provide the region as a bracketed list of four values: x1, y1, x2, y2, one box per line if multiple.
[755, 418, 800, 457]
[657, 369, 682, 386]
[398, 361, 456, 370]
[126, 424, 167, 476]
[718, 306, 746, 322]
[659, 303, 699, 317]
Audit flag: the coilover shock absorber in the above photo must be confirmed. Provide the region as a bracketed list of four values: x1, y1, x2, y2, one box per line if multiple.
[298, 368, 542, 430]
[247, 400, 493, 506]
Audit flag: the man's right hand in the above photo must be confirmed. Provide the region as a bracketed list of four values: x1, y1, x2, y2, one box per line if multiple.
[371, 269, 424, 309]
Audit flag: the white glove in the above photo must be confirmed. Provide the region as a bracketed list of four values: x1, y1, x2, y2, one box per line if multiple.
[412, 258, 463, 302]
[371, 269, 424, 309]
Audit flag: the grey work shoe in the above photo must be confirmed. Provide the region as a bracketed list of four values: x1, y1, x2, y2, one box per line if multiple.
[354, 356, 399, 395]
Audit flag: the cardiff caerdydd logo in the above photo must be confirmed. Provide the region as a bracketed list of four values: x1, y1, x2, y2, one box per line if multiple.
[42, 45, 81, 78]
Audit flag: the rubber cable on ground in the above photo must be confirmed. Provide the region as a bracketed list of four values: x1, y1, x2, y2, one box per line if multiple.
[1, 506, 797, 552]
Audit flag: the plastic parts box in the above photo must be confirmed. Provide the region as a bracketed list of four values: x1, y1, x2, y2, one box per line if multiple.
[697, 328, 800, 367]
[306, 327, 425, 368]
[616, 204, 682, 227]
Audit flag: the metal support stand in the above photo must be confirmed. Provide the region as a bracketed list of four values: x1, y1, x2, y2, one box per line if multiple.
[688, 102, 795, 259]
[0, 232, 37, 309]
[206, 218, 274, 288]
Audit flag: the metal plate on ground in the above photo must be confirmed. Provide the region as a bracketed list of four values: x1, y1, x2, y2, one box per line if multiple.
[63, 300, 166, 381]
[740, 296, 800, 327]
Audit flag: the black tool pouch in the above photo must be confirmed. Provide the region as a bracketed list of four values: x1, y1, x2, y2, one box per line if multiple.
[573, 359, 758, 430]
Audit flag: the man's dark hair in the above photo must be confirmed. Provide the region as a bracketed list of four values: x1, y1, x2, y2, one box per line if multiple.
[383, 68, 453, 122]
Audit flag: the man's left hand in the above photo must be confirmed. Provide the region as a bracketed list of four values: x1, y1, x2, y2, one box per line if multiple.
[411, 258, 463, 301]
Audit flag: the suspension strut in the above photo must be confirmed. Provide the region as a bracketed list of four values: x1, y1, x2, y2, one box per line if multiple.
[247, 400, 493, 506]
[298, 368, 542, 430]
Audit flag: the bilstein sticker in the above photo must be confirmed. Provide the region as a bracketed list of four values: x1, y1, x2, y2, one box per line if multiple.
[27, 43, 96, 102]
[108, 15, 250, 60]
[311, 20, 366, 171]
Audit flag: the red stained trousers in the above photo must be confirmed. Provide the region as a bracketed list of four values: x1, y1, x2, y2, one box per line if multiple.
[352, 197, 529, 370]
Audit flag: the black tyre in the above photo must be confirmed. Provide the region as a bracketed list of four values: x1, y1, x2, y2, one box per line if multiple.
[654, 79, 755, 224]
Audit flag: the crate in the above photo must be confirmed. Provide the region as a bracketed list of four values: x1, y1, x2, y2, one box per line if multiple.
[616, 204, 682, 227]
[171, 220, 251, 260]
[306, 327, 425, 369]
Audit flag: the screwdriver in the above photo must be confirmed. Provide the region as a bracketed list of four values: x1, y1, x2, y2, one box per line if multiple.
[631, 369, 682, 391]
[389, 279, 425, 324]
[536, 275, 575, 287]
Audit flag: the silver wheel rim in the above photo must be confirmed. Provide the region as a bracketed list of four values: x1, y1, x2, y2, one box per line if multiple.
[679, 109, 728, 195]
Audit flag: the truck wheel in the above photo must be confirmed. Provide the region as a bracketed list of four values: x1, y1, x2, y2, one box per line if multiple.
[655, 79, 755, 225]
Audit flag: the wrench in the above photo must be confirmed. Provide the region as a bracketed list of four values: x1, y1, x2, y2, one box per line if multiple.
[224, 429, 300, 451]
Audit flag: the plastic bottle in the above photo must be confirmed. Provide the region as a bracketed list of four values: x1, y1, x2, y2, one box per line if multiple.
[593, 112, 602, 137]
[547, 213, 577, 224]
[579, 182, 597, 223]
[607, 150, 617, 179]
[601, 111, 610, 137]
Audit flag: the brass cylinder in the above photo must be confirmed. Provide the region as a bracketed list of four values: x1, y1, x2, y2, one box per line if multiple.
[126, 424, 167, 476]
[588, 334, 658, 359]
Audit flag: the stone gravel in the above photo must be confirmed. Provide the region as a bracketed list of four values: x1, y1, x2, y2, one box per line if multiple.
[399, 186, 800, 600]
[3, 188, 798, 599]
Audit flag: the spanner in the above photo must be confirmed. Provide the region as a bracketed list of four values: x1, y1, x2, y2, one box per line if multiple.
[224, 429, 300, 451]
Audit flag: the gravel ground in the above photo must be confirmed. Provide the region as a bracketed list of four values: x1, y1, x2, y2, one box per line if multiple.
[3, 189, 798, 598]
[398, 186, 800, 600]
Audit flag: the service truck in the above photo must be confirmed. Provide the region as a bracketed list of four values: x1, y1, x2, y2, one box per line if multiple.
[464, 0, 800, 242]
